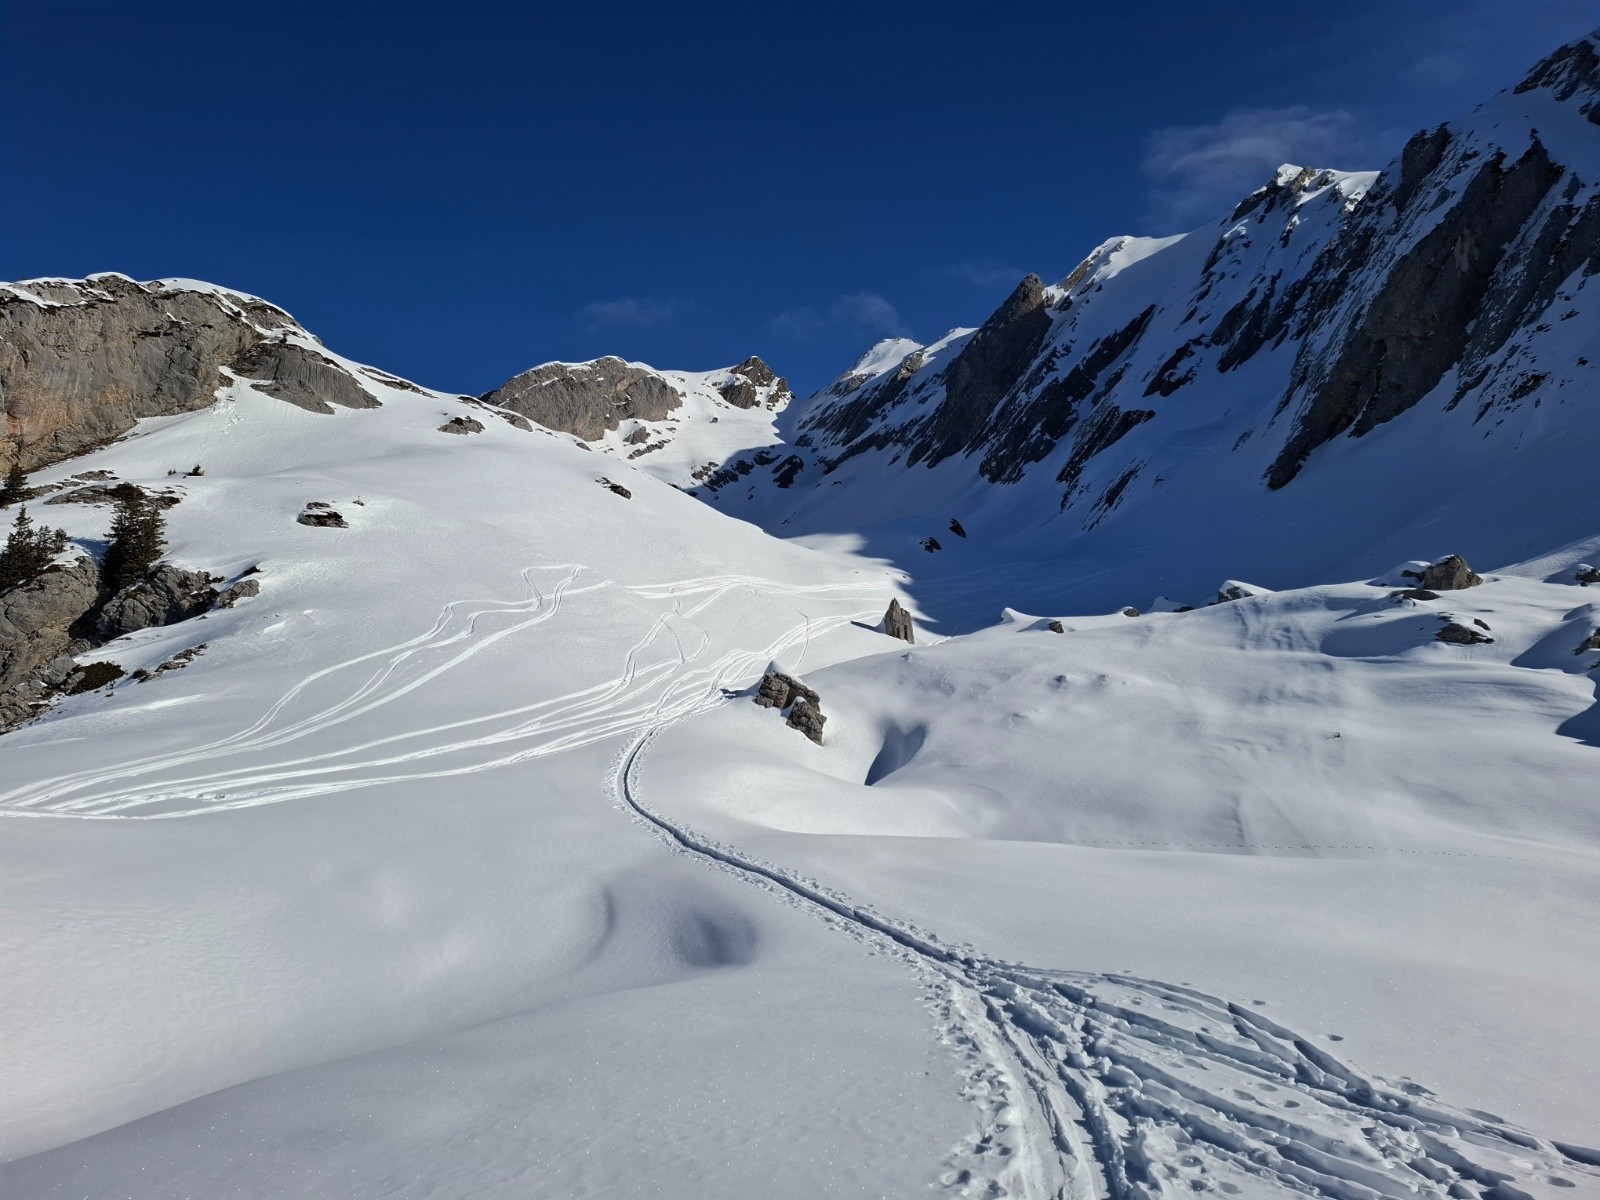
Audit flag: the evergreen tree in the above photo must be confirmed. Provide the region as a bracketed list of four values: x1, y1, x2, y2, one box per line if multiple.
[100, 485, 166, 595]
[0, 507, 68, 591]
[0, 462, 28, 506]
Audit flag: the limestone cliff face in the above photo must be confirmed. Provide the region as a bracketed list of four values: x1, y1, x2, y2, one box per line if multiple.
[0, 275, 389, 470]
[480, 357, 684, 441]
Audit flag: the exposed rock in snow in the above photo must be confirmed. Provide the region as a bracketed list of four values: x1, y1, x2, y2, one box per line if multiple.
[0, 555, 100, 725]
[1410, 554, 1483, 591]
[96, 564, 216, 640]
[882, 598, 914, 643]
[1437, 618, 1495, 644]
[297, 505, 348, 528]
[437, 416, 485, 435]
[785, 696, 826, 744]
[213, 576, 261, 609]
[480, 357, 684, 441]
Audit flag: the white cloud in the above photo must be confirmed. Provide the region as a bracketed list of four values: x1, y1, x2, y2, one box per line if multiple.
[767, 292, 909, 342]
[1140, 106, 1389, 230]
[576, 296, 692, 330]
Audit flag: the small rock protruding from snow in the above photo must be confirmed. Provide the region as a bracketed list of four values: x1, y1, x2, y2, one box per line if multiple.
[597, 478, 632, 500]
[297, 503, 347, 528]
[883, 599, 915, 644]
[1213, 580, 1270, 605]
[1390, 587, 1441, 602]
[1047, 619, 1065, 634]
[1437, 618, 1495, 645]
[922, 538, 942, 553]
[437, 416, 484, 436]
[1575, 563, 1600, 586]
[1121, 606, 1140, 617]
[1408, 555, 1483, 591]
[948, 518, 968, 538]
[1574, 628, 1600, 656]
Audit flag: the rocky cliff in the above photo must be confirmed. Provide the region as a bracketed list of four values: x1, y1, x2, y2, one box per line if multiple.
[0, 275, 402, 470]
[706, 33, 1598, 604]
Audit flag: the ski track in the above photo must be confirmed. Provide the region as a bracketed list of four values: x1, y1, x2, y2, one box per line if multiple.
[8, 568, 1598, 1198]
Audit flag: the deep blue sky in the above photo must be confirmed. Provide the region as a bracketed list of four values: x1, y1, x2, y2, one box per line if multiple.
[4, 2, 1593, 395]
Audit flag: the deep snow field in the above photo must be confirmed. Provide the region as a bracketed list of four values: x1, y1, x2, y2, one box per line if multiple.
[0, 338, 1597, 1198]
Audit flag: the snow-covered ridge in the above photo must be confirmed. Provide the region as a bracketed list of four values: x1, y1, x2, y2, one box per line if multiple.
[699, 33, 1598, 619]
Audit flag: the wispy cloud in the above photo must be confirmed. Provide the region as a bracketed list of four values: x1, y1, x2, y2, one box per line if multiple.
[576, 296, 694, 330]
[767, 292, 909, 342]
[936, 260, 1030, 290]
[1140, 106, 1389, 230]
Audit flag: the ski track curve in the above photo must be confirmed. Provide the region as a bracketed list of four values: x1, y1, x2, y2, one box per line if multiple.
[613, 719, 1600, 1200]
[7, 567, 1597, 1198]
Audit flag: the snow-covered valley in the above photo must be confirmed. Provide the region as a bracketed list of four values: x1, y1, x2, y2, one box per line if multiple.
[1, 28, 1598, 1200]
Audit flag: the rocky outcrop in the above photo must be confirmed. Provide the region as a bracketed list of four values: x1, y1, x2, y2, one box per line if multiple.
[752, 670, 827, 744]
[232, 339, 380, 415]
[1577, 564, 1600, 586]
[0, 276, 390, 471]
[1408, 555, 1482, 591]
[716, 357, 791, 410]
[883, 598, 914, 643]
[480, 358, 684, 441]
[0, 556, 101, 726]
[786, 697, 827, 744]
[1574, 628, 1600, 655]
[96, 565, 215, 640]
[215, 577, 261, 608]
[438, 416, 485, 435]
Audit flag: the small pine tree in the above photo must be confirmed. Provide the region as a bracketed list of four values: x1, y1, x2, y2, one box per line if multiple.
[100, 485, 166, 595]
[0, 463, 28, 506]
[0, 507, 68, 591]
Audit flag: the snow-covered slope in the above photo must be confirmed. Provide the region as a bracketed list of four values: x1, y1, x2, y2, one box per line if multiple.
[699, 35, 1599, 627]
[2, 30, 1599, 1200]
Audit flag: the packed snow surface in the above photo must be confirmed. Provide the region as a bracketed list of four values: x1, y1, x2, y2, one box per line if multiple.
[0, 359, 1594, 1199]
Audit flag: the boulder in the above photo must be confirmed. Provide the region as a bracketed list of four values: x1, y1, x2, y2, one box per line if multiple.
[1121, 606, 1140, 617]
[437, 416, 485, 435]
[1436, 620, 1494, 645]
[1408, 555, 1483, 591]
[96, 564, 215, 640]
[215, 577, 262, 608]
[948, 518, 968, 538]
[753, 671, 818, 711]
[1047, 619, 1065, 633]
[1575, 564, 1600, 586]
[786, 697, 827, 745]
[1390, 587, 1440, 602]
[883, 598, 915, 643]
[297, 507, 348, 528]
[1575, 628, 1600, 655]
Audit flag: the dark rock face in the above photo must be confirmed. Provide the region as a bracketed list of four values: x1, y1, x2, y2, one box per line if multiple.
[479, 358, 684, 441]
[1047, 619, 1065, 633]
[1408, 555, 1483, 591]
[1577, 564, 1600, 585]
[948, 518, 967, 538]
[1437, 620, 1494, 645]
[1268, 139, 1567, 488]
[912, 275, 1052, 468]
[437, 416, 485, 435]
[0, 276, 389, 471]
[883, 598, 914, 643]
[1121, 606, 1140, 617]
[0, 556, 100, 726]
[96, 565, 216, 640]
[1576, 628, 1600, 655]
[598, 478, 632, 499]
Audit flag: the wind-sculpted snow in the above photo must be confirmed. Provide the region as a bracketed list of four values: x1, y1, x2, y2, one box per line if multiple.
[619, 713, 1600, 1199]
